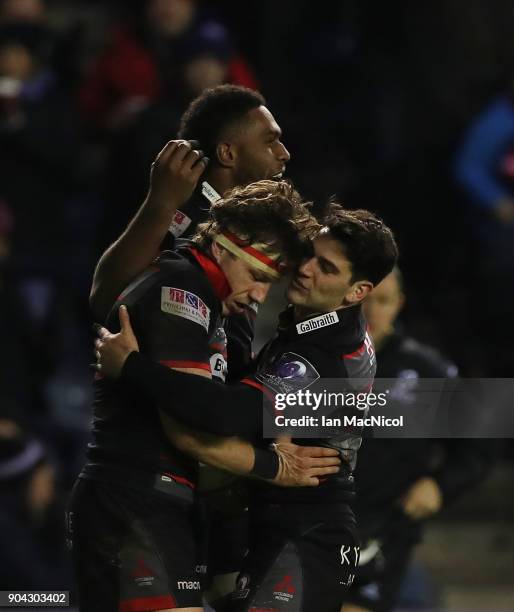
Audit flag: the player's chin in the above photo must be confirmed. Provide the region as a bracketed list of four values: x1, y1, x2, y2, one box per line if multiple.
[226, 302, 245, 315]
[286, 287, 302, 305]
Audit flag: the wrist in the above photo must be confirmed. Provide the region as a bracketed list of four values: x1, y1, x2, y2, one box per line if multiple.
[249, 447, 280, 480]
[143, 193, 181, 220]
[120, 350, 142, 380]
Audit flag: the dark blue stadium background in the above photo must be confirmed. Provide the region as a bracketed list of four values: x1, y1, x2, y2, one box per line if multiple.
[0, 0, 512, 608]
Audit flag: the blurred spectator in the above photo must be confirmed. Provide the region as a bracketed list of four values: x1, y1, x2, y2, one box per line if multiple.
[98, 20, 242, 243]
[454, 94, 514, 375]
[79, 0, 257, 131]
[0, 418, 70, 590]
[454, 95, 514, 226]
[0, 0, 46, 24]
[344, 269, 493, 612]
[0, 21, 81, 406]
[0, 200, 33, 422]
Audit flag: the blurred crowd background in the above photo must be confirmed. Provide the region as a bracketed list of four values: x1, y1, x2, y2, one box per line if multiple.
[0, 0, 513, 609]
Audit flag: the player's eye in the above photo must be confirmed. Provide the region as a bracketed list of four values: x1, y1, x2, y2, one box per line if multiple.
[319, 259, 337, 275]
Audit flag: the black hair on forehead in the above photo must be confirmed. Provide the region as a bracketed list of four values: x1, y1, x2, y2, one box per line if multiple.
[178, 85, 266, 158]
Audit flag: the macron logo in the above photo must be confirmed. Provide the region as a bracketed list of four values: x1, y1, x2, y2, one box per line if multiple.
[296, 311, 339, 335]
[177, 580, 201, 590]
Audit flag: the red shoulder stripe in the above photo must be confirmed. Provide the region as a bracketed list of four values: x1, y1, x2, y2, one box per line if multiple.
[159, 359, 211, 372]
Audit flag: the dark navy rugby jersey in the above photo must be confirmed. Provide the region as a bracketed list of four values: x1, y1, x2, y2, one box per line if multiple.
[250, 304, 376, 505]
[162, 182, 256, 382]
[81, 244, 228, 496]
[121, 304, 376, 506]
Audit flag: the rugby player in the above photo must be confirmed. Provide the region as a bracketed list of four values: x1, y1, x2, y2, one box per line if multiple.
[70, 153, 341, 612]
[86, 85, 294, 604]
[95, 205, 399, 611]
[90, 85, 290, 382]
[342, 269, 492, 612]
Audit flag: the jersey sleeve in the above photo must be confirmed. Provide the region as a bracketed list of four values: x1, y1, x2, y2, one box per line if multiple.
[133, 277, 212, 373]
[121, 351, 266, 437]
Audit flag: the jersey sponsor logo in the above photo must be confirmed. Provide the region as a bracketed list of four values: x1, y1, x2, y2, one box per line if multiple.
[340, 544, 360, 567]
[210, 352, 227, 382]
[256, 352, 320, 394]
[341, 573, 356, 587]
[161, 287, 210, 331]
[273, 574, 296, 602]
[177, 580, 201, 590]
[201, 180, 222, 204]
[296, 310, 338, 334]
[209, 325, 227, 381]
[169, 210, 192, 237]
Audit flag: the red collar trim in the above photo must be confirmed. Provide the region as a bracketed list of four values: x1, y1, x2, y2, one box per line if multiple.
[188, 247, 232, 301]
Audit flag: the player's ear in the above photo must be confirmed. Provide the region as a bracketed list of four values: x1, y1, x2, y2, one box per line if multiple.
[216, 142, 236, 168]
[346, 280, 373, 305]
[210, 240, 225, 263]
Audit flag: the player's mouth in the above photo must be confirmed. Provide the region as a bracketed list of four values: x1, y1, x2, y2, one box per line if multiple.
[234, 301, 248, 314]
[290, 278, 308, 292]
[272, 167, 286, 180]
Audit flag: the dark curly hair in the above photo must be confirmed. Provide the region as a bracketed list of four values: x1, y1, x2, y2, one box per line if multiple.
[194, 180, 319, 266]
[323, 204, 398, 286]
[178, 85, 266, 161]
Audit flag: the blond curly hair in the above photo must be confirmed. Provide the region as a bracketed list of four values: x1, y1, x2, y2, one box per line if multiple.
[194, 180, 320, 264]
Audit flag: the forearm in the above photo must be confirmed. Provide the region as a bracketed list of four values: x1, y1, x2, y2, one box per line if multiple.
[159, 411, 277, 478]
[90, 195, 178, 320]
[123, 351, 264, 436]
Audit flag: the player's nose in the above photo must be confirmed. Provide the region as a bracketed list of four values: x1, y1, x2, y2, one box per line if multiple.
[297, 257, 314, 277]
[278, 141, 291, 163]
[250, 282, 271, 304]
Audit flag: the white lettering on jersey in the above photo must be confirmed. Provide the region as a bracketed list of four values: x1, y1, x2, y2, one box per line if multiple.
[296, 311, 339, 334]
[161, 287, 210, 331]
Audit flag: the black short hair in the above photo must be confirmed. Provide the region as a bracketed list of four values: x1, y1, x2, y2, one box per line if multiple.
[178, 85, 266, 160]
[323, 204, 398, 286]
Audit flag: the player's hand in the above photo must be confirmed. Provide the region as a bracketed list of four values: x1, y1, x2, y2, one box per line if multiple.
[147, 139, 209, 211]
[399, 476, 443, 520]
[272, 440, 341, 487]
[94, 305, 139, 378]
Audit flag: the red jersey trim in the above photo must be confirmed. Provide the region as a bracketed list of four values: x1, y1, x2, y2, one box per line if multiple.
[189, 246, 232, 301]
[159, 359, 211, 372]
[162, 471, 196, 490]
[241, 377, 276, 402]
[342, 343, 365, 359]
[119, 594, 176, 612]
